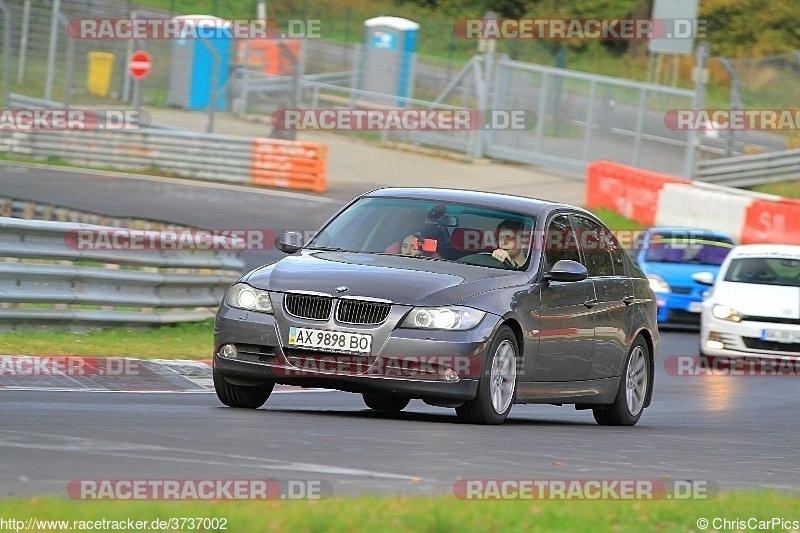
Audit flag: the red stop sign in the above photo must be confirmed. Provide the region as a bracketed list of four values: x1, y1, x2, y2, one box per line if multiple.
[129, 50, 151, 80]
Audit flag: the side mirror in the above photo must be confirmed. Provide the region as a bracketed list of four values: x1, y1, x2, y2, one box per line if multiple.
[275, 231, 304, 254]
[692, 271, 715, 286]
[544, 260, 588, 282]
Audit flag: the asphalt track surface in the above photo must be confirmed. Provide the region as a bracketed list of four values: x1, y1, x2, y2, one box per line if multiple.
[2, 331, 799, 498]
[2, 164, 798, 499]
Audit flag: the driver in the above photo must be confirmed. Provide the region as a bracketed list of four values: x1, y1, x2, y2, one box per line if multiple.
[491, 220, 529, 269]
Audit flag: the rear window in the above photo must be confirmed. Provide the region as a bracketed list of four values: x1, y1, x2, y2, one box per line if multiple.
[644, 233, 733, 266]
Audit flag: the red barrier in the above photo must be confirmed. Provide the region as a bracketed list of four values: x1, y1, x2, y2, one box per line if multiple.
[251, 139, 327, 193]
[741, 198, 800, 245]
[586, 161, 691, 226]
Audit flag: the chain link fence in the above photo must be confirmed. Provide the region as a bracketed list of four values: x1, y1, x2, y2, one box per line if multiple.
[711, 52, 800, 155]
[2, 0, 798, 178]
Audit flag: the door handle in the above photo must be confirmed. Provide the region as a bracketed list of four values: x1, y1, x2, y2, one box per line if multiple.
[583, 298, 598, 309]
[623, 294, 635, 305]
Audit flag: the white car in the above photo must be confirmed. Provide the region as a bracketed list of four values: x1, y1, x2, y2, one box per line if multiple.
[694, 244, 800, 359]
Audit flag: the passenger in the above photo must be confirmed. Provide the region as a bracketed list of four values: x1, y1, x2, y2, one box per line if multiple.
[491, 220, 529, 268]
[399, 234, 422, 257]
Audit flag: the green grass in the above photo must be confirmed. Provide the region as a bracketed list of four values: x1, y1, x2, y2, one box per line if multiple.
[749, 180, 800, 199]
[0, 319, 213, 359]
[587, 208, 644, 231]
[1, 491, 799, 531]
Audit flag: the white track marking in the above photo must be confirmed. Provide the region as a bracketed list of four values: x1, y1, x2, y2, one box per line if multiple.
[0, 430, 426, 482]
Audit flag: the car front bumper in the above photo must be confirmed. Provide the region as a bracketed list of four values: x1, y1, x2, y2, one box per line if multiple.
[700, 312, 800, 359]
[212, 304, 499, 401]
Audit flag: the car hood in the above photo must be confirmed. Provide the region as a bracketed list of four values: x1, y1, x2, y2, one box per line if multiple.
[712, 282, 800, 319]
[243, 250, 524, 307]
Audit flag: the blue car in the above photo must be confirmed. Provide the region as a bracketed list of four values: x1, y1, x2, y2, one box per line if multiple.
[636, 227, 734, 324]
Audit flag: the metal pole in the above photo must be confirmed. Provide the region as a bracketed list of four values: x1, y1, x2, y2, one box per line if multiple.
[581, 79, 597, 162]
[134, 79, 141, 116]
[198, 38, 221, 134]
[683, 41, 709, 179]
[122, 11, 137, 103]
[44, 0, 61, 101]
[238, 39, 251, 117]
[64, 19, 75, 109]
[17, 0, 31, 84]
[632, 87, 647, 167]
[718, 56, 740, 157]
[0, 0, 10, 106]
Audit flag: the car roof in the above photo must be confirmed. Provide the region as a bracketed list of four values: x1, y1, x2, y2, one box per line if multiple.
[363, 187, 587, 218]
[647, 226, 733, 239]
[728, 244, 800, 259]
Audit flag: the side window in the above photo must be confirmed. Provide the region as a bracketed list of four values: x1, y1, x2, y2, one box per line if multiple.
[544, 214, 581, 271]
[573, 216, 614, 277]
[608, 233, 628, 276]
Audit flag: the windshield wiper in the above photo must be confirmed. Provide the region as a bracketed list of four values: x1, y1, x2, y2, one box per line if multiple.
[305, 246, 347, 252]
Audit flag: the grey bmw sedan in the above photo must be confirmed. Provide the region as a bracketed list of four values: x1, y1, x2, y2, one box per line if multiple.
[213, 188, 658, 425]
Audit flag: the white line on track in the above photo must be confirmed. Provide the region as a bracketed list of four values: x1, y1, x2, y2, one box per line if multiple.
[0, 430, 426, 482]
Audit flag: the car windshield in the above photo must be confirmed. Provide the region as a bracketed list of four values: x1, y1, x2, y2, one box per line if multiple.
[723, 257, 800, 287]
[644, 234, 733, 266]
[307, 197, 536, 270]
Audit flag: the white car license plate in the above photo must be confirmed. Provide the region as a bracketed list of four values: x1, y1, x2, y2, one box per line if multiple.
[688, 301, 703, 313]
[761, 329, 800, 344]
[288, 327, 372, 354]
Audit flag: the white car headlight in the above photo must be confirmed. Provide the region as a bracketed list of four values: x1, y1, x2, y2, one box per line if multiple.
[226, 283, 273, 313]
[648, 274, 671, 293]
[712, 304, 742, 322]
[401, 306, 485, 330]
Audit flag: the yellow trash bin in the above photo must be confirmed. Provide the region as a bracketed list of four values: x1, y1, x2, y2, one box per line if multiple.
[87, 52, 115, 97]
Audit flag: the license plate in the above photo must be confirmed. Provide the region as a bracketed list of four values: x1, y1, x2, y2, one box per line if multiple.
[761, 329, 800, 344]
[288, 327, 372, 354]
[688, 301, 703, 313]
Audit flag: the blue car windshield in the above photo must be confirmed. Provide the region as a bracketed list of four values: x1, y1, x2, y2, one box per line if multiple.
[308, 197, 536, 270]
[644, 236, 733, 266]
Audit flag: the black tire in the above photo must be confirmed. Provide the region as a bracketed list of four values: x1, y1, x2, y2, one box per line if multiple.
[593, 336, 651, 426]
[213, 371, 273, 409]
[362, 392, 410, 411]
[456, 325, 518, 425]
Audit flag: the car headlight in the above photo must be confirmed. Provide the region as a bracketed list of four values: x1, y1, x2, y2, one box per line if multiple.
[648, 274, 671, 293]
[225, 283, 273, 313]
[712, 304, 742, 322]
[401, 306, 485, 330]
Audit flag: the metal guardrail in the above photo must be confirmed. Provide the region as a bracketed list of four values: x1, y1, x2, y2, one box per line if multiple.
[3, 92, 329, 192]
[695, 148, 800, 187]
[0, 194, 189, 229]
[1, 127, 256, 184]
[0, 217, 243, 330]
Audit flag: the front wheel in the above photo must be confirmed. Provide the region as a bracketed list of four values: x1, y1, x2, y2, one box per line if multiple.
[456, 325, 518, 425]
[214, 371, 273, 409]
[593, 336, 651, 426]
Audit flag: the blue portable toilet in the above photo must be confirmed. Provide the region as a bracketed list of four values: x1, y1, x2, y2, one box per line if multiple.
[360, 17, 419, 105]
[167, 15, 232, 111]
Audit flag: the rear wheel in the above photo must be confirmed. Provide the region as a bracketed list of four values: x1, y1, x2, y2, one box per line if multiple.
[593, 336, 650, 426]
[362, 393, 410, 411]
[456, 325, 518, 425]
[213, 371, 273, 409]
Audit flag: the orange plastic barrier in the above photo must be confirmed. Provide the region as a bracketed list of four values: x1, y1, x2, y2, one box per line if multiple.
[251, 139, 327, 193]
[586, 161, 691, 226]
[741, 198, 800, 245]
[237, 39, 301, 76]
